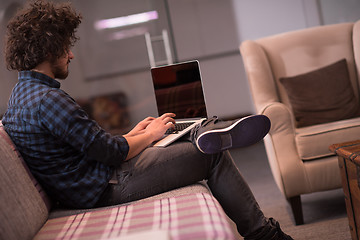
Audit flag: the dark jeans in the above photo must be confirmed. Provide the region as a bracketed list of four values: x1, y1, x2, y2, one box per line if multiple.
[96, 139, 267, 237]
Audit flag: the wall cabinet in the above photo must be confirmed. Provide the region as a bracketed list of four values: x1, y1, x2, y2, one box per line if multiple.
[167, 0, 239, 61]
[73, 0, 239, 81]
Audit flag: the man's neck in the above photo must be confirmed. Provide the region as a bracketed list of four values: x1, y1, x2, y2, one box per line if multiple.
[31, 61, 54, 79]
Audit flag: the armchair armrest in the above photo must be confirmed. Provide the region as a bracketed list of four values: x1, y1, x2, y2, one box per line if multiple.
[260, 102, 296, 136]
[259, 102, 311, 197]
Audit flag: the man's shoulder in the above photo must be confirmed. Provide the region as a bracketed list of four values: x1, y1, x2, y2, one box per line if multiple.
[40, 88, 75, 108]
[16, 79, 59, 95]
[12, 81, 66, 107]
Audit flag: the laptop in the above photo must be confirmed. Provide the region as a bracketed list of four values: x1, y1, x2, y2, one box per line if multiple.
[151, 60, 208, 147]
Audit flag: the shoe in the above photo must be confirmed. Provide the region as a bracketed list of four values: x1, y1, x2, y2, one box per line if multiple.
[267, 218, 293, 240]
[193, 115, 271, 154]
[244, 218, 293, 240]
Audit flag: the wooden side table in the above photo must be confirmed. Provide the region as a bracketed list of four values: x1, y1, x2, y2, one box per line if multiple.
[330, 140, 360, 240]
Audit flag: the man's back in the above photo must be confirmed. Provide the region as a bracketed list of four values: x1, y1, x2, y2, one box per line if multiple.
[2, 71, 112, 208]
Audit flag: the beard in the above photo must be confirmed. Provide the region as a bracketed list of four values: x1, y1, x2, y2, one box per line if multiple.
[50, 56, 70, 79]
[51, 63, 69, 79]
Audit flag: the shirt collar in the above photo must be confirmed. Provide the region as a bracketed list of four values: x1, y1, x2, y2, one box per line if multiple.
[18, 71, 61, 89]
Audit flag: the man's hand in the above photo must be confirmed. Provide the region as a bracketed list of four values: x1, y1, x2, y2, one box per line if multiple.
[123, 113, 175, 160]
[144, 113, 176, 141]
[125, 117, 155, 137]
[125, 113, 175, 140]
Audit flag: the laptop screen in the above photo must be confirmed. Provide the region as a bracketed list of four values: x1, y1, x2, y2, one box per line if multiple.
[151, 61, 208, 119]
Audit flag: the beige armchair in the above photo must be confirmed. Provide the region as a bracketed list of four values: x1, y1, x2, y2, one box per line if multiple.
[240, 20, 360, 225]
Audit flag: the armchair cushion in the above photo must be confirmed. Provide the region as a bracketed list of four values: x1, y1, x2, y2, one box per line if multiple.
[279, 59, 359, 127]
[295, 117, 360, 160]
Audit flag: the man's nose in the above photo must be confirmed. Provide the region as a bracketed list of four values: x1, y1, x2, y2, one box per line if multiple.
[68, 50, 74, 59]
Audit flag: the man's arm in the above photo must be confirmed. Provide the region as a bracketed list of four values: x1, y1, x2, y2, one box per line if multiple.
[41, 90, 175, 165]
[86, 113, 175, 165]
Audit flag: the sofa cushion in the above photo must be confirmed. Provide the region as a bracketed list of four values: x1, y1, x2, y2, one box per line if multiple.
[280, 59, 359, 128]
[0, 123, 50, 240]
[49, 182, 210, 219]
[295, 117, 360, 161]
[35, 193, 237, 240]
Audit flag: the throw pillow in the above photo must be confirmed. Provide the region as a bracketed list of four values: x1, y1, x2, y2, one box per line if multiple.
[279, 59, 360, 128]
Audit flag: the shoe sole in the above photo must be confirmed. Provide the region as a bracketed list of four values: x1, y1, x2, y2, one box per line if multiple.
[196, 115, 271, 154]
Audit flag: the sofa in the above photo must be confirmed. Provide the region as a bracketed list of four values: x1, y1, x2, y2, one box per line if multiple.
[0, 122, 240, 240]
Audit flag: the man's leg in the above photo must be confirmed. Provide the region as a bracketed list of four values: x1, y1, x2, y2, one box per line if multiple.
[96, 140, 267, 238]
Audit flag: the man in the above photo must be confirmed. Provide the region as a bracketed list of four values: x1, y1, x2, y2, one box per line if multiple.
[2, 1, 292, 239]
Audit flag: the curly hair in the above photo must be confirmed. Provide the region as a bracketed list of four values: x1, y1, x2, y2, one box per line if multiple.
[5, 0, 82, 71]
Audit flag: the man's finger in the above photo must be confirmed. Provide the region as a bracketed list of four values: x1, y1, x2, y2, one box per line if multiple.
[160, 113, 176, 119]
[163, 116, 175, 124]
[166, 121, 175, 129]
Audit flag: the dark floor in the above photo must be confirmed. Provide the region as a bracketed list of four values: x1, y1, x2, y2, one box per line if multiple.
[229, 141, 351, 240]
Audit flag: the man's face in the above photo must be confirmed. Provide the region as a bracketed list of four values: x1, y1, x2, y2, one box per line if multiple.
[51, 49, 74, 79]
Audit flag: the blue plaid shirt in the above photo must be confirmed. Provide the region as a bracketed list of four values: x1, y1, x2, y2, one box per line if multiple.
[2, 71, 129, 208]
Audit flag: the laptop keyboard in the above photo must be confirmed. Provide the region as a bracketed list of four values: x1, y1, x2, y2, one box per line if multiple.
[166, 122, 195, 134]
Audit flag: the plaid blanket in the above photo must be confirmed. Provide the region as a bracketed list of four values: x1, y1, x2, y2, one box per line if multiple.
[35, 193, 236, 240]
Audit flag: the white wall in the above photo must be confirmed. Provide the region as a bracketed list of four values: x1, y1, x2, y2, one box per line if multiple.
[0, 0, 25, 114]
[319, 0, 360, 25]
[231, 0, 322, 42]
